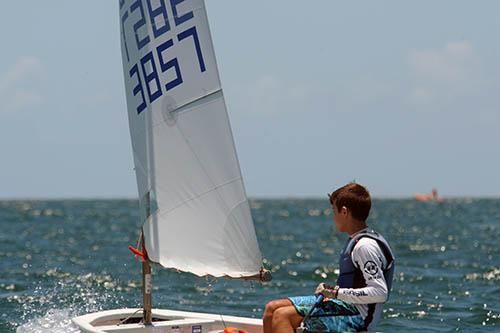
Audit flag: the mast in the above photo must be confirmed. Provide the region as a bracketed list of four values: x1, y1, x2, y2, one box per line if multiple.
[142, 234, 152, 325]
[142, 193, 152, 325]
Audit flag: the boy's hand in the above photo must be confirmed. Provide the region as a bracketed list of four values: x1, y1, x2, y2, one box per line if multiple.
[315, 283, 340, 298]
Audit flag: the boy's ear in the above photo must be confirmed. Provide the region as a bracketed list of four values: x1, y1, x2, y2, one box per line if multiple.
[340, 206, 348, 216]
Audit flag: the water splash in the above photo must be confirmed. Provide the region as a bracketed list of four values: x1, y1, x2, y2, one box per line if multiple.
[16, 309, 79, 333]
[12, 271, 130, 333]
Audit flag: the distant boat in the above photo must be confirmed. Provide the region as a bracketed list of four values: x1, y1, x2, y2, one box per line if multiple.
[414, 188, 443, 202]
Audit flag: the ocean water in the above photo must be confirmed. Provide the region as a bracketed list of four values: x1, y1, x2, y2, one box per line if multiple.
[0, 198, 498, 332]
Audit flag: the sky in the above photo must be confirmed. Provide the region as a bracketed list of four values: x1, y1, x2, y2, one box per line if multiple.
[1, 1, 499, 199]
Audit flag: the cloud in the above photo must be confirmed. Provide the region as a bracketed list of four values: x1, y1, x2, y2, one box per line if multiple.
[228, 41, 492, 117]
[330, 76, 398, 114]
[408, 41, 484, 109]
[228, 74, 398, 117]
[0, 56, 45, 113]
[410, 41, 477, 82]
[227, 75, 318, 115]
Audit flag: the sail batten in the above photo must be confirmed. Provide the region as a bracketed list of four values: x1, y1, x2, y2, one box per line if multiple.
[120, 0, 263, 278]
[167, 88, 223, 116]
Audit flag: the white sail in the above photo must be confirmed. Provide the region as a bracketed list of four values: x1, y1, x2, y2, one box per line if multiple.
[119, 0, 262, 277]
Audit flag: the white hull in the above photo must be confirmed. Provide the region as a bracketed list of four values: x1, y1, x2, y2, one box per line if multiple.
[72, 308, 262, 333]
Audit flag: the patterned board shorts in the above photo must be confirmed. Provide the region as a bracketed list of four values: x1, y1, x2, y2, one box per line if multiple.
[288, 295, 365, 332]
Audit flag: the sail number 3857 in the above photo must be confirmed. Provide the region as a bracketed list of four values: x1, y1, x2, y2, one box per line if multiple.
[120, 0, 207, 114]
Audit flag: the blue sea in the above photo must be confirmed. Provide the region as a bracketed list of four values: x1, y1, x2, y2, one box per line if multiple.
[0, 198, 498, 332]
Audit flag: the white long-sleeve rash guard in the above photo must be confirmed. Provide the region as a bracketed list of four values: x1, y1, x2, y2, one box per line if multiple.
[336, 236, 389, 318]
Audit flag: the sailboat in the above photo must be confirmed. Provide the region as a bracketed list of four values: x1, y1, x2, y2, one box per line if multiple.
[72, 0, 270, 332]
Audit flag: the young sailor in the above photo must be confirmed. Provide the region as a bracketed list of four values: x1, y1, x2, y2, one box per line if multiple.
[263, 183, 395, 333]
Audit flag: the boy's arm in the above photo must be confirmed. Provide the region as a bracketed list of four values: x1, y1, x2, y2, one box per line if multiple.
[336, 239, 388, 304]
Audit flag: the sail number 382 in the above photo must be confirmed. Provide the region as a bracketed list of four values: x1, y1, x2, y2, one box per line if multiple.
[120, 0, 207, 114]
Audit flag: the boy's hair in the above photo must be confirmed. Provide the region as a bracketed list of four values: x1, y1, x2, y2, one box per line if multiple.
[329, 183, 371, 221]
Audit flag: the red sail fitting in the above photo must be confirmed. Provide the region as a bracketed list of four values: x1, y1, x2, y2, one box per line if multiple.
[128, 246, 146, 262]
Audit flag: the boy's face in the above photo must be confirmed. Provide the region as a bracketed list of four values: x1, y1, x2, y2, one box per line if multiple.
[332, 202, 349, 232]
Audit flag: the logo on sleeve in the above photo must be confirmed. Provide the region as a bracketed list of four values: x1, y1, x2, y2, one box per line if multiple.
[364, 261, 379, 275]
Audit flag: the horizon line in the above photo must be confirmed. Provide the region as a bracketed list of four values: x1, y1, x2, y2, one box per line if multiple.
[0, 194, 499, 201]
